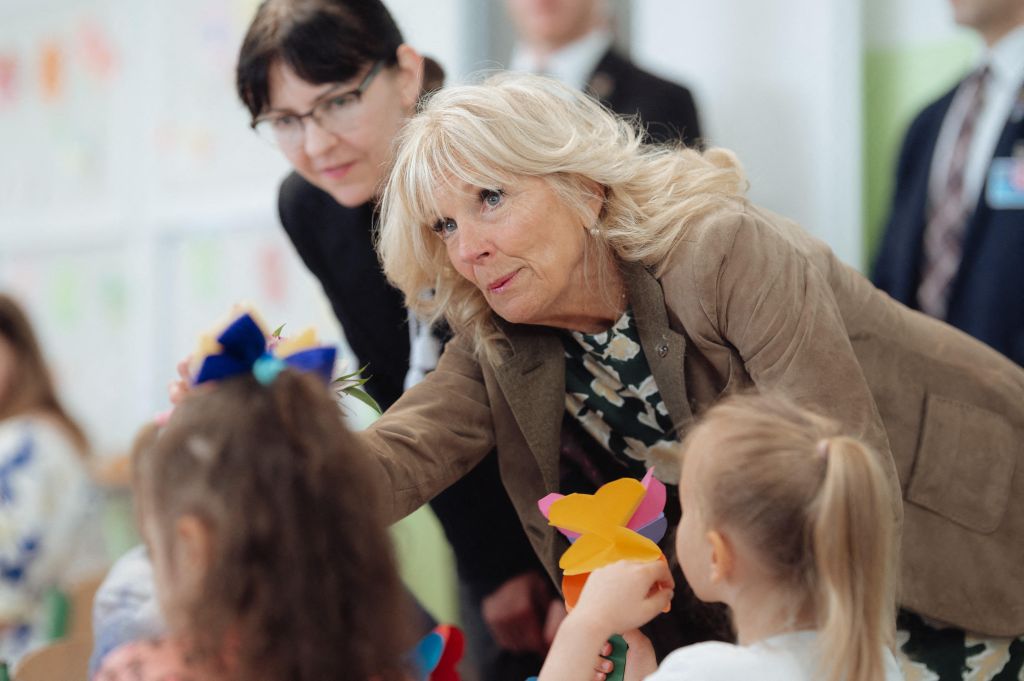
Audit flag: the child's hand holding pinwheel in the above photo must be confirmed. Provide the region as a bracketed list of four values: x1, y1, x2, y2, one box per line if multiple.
[536, 470, 671, 681]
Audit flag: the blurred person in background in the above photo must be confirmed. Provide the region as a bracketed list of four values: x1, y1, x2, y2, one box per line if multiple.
[873, 0, 1024, 368]
[0, 293, 104, 666]
[505, 0, 703, 146]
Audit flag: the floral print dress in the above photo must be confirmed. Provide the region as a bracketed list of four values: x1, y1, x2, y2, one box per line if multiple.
[562, 308, 680, 484]
[0, 415, 102, 666]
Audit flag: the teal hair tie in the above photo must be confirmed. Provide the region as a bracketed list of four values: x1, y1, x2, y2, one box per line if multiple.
[252, 353, 286, 386]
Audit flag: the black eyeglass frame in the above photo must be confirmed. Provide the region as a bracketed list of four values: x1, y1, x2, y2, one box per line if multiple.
[249, 60, 385, 133]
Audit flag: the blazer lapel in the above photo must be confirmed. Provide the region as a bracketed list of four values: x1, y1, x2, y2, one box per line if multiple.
[623, 261, 693, 437]
[492, 324, 565, 491]
[491, 262, 693, 490]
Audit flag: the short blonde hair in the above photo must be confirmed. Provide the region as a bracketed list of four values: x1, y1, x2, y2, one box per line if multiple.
[378, 72, 746, 362]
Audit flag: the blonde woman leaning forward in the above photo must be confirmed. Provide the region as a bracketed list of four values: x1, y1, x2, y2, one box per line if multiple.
[348, 73, 1019, 675]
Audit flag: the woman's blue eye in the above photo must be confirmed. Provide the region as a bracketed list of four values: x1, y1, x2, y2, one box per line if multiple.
[431, 217, 458, 238]
[480, 189, 504, 208]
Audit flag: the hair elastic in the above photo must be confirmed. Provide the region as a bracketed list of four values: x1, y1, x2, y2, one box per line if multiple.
[252, 353, 287, 386]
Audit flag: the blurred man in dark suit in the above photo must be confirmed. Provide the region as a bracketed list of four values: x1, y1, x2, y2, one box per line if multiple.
[873, 0, 1024, 367]
[506, 0, 703, 146]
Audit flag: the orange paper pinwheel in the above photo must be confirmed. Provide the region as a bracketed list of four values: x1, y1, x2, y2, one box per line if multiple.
[549, 478, 663, 575]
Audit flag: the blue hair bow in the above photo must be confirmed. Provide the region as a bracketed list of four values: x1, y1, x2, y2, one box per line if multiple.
[192, 313, 336, 386]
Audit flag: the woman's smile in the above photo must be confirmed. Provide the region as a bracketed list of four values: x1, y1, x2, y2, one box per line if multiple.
[486, 269, 521, 293]
[317, 160, 357, 181]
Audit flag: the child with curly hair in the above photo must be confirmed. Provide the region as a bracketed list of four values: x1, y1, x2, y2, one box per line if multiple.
[95, 362, 413, 681]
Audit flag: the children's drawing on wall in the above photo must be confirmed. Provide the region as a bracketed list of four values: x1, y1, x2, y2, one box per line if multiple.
[0, 3, 122, 233]
[150, 0, 283, 197]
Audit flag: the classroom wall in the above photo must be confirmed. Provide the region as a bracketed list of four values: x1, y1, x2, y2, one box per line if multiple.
[631, 0, 866, 268]
[0, 0, 474, 454]
[0, 0, 465, 623]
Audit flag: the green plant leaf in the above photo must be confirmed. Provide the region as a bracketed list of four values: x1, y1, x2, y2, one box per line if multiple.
[343, 387, 382, 415]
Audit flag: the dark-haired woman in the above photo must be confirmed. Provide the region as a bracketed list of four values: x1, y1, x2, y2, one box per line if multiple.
[0, 294, 102, 666]
[234, 2, 558, 678]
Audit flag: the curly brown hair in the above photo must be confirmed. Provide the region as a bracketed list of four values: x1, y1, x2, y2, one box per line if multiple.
[132, 370, 411, 681]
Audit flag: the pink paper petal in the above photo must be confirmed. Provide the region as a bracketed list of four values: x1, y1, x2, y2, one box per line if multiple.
[627, 469, 667, 530]
[537, 492, 564, 520]
[539, 492, 581, 539]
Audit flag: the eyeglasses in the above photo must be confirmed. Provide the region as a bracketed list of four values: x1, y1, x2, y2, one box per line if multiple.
[251, 61, 384, 151]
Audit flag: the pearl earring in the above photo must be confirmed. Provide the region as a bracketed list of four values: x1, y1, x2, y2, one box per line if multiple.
[588, 225, 600, 237]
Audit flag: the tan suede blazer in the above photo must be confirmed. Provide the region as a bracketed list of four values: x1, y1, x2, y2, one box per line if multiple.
[362, 200, 1024, 637]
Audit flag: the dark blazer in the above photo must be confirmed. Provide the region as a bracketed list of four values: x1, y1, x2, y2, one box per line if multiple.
[872, 79, 1024, 365]
[587, 49, 702, 147]
[278, 172, 540, 592]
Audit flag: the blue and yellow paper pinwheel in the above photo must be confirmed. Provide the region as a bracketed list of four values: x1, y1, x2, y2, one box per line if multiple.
[191, 312, 336, 387]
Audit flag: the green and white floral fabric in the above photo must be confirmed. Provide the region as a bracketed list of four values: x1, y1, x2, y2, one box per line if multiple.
[562, 309, 680, 482]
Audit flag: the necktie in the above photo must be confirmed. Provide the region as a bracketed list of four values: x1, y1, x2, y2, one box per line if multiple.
[917, 66, 990, 319]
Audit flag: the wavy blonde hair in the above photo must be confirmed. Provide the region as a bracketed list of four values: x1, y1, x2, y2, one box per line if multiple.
[681, 393, 897, 681]
[378, 72, 746, 362]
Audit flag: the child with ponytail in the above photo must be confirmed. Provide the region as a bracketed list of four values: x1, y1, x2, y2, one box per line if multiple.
[539, 393, 903, 681]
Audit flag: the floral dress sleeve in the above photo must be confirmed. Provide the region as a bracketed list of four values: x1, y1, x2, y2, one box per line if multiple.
[92, 638, 198, 681]
[0, 416, 94, 663]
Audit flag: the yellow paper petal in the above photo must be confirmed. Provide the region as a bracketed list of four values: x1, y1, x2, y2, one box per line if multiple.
[549, 478, 646, 536]
[230, 302, 269, 337]
[609, 527, 663, 563]
[188, 333, 223, 377]
[274, 327, 318, 357]
[560, 533, 614, 574]
[561, 528, 662, 575]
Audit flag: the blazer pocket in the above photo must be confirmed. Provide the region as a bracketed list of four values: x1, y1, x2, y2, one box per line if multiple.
[907, 394, 1016, 534]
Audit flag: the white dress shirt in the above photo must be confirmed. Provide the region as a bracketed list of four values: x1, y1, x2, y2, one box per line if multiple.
[929, 25, 1024, 211]
[509, 27, 614, 91]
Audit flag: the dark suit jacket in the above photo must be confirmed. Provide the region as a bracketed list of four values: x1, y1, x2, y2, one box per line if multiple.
[279, 173, 540, 592]
[587, 49, 702, 147]
[872, 79, 1024, 365]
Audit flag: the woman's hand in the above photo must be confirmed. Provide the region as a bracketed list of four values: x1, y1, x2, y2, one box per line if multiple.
[481, 571, 554, 653]
[622, 629, 657, 681]
[591, 630, 659, 681]
[571, 560, 675, 635]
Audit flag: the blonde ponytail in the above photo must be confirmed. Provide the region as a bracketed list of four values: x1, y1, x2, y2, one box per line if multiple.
[811, 437, 896, 681]
[681, 394, 898, 681]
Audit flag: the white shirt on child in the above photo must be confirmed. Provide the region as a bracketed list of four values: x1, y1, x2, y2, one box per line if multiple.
[644, 631, 904, 681]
